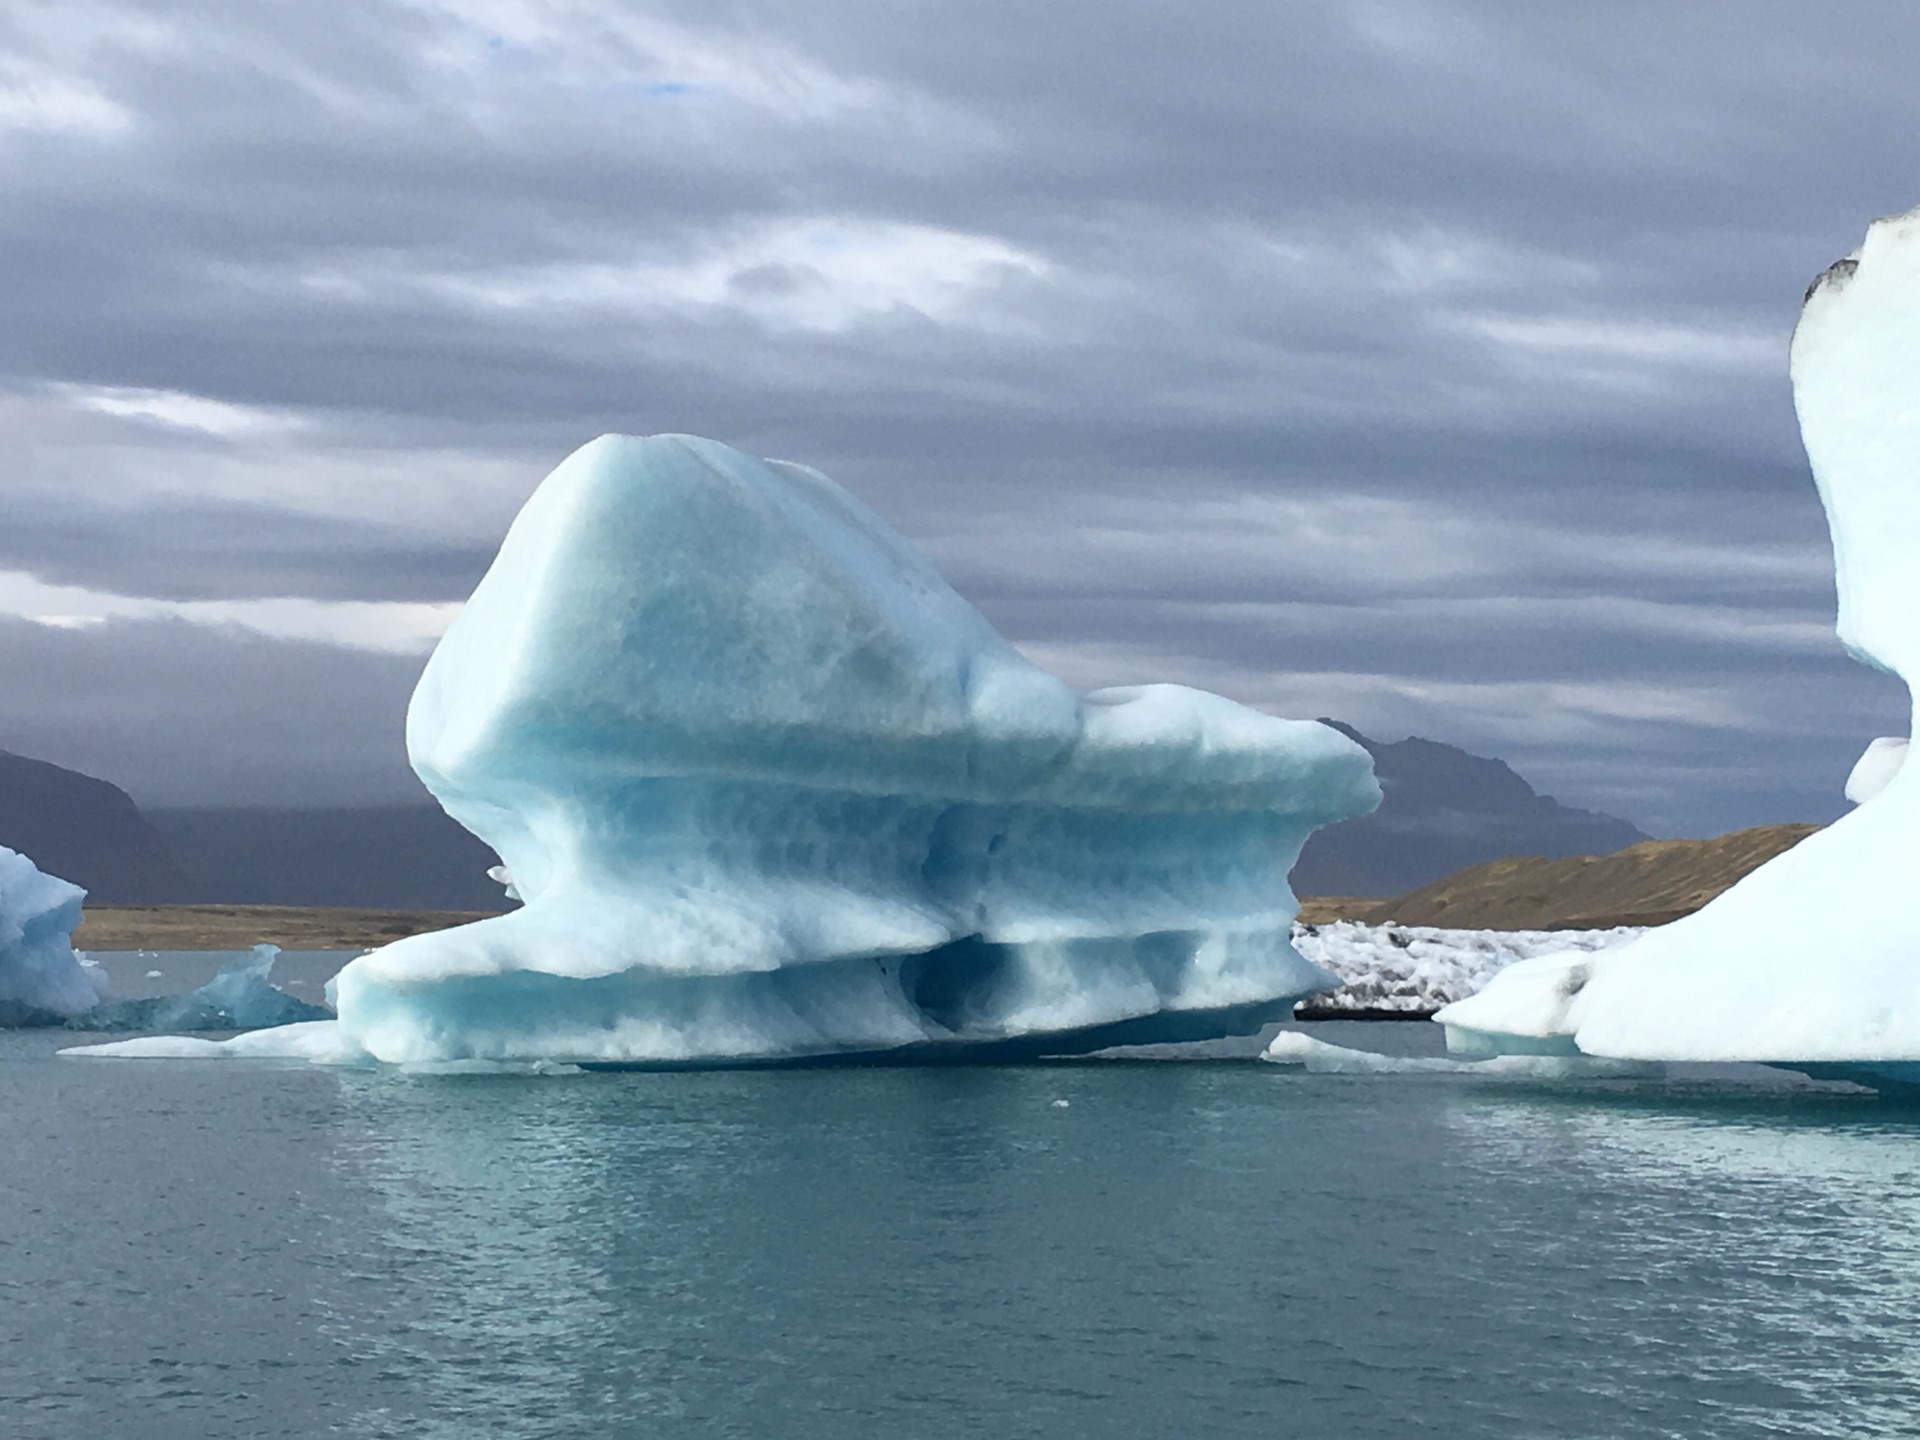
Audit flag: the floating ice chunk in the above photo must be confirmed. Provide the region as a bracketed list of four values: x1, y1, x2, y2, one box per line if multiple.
[0, 845, 107, 1024]
[288, 434, 1378, 1065]
[77, 944, 333, 1033]
[62, 1019, 367, 1063]
[1261, 1030, 1648, 1078]
[1846, 736, 1908, 805]
[1439, 208, 1920, 1068]
[1263, 1031, 1464, 1073]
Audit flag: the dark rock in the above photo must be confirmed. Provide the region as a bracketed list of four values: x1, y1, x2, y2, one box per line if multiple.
[1291, 721, 1650, 898]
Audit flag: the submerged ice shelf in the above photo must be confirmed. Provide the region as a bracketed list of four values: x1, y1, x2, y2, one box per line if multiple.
[84, 435, 1377, 1065]
[1437, 208, 1920, 1080]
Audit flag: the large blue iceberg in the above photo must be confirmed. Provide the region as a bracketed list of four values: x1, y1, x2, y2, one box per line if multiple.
[96, 435, 1375, 1065]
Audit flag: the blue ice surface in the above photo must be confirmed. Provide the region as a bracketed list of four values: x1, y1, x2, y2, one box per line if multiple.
[311, 434, 1382, 1067]
[0, 845, 104, 1025]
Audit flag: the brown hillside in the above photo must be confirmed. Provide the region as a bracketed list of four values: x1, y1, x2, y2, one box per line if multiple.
[77, 904, 502, 951]
[1295, 896, 1388, 926]
[1344, 822, 1819, 931]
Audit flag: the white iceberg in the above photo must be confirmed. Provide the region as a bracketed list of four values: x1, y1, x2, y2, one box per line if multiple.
[118, 435, 1375, 1066]
[0, 845, 106, 1023]
[1437, 209, 1920, 1084]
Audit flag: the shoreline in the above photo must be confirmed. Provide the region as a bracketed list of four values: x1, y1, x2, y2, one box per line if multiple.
[76, 904, 504, 951]
[1293, 1007, 1436, 1022]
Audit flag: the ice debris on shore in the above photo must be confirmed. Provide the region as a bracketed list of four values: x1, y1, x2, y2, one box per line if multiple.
[0, 845, 106, 1024]
[1438, 208, 1920, 1081]
[1291, 921, 1643, 1014]
[78, 435, 1377, 1066]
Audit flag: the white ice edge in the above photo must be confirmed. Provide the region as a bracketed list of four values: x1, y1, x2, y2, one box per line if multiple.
[1260, 1030, 1655, 1078]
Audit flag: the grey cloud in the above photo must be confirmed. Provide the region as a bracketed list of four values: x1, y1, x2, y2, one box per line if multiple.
[1, 0, 1916, 834]
[0, 493, 493, 602]
[0, 616, 426, 807]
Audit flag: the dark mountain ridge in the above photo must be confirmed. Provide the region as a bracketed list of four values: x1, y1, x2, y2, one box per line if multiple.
[0, 749, 500, 909]
[146, 806, 504, 911]
[1289, 721, 1650, 898]
[0, 750, 191, 903]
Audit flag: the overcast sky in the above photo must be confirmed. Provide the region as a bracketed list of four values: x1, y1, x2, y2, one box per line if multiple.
[2, 0, 1914, 835]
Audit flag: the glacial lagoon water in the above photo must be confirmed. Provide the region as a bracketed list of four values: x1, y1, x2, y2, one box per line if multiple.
[7, 954, 1920, 1438]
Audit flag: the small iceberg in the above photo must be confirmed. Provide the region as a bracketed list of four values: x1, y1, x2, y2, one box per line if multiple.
[73, 945, 333, 1033]
[0, 845, 108, 1025]
[3, 846, 328, 1036]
